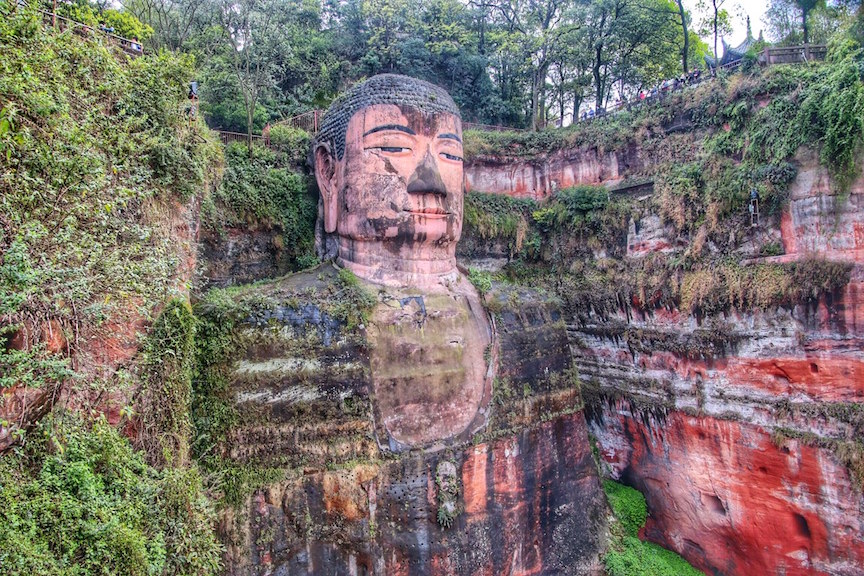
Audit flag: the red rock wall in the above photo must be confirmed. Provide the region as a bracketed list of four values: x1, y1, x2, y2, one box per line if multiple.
[594, 408, 863, 576]
[225, 414, 606, 576]
[465, 146, 642, 200]
[565, 150, 864, 575]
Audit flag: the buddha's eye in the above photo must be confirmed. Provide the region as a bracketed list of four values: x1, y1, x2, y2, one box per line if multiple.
[440, 152, 463, 162]
[371, 146, 410, 154]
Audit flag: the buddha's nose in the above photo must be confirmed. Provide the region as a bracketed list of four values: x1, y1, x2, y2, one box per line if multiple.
[407, 150, 447, 196]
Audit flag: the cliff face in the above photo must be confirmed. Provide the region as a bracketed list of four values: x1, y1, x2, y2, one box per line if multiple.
[465, 143, 646, 201]
[462, 141, 864, 575]
[194, 267, 606, 575]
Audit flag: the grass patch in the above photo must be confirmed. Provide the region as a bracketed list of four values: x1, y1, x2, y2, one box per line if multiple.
[603, 480, 704, 576]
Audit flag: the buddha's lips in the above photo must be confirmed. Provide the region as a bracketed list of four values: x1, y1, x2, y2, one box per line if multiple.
[407, 208, 450, 218]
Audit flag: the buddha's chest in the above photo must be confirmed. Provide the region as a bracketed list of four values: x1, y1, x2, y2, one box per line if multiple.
[366, 290, 493, 450]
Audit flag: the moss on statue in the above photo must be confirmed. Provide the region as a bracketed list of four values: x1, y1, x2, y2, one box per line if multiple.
[191, 264, 377, 506]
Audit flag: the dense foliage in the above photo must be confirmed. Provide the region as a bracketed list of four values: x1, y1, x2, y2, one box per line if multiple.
[0, 2, 221, 440]
[0, 15, 222, 575]
[0, 414, 221, 575]
[204, 142, 317, 268]
[138, 299, 197, 468]
[116, 0, 716, 134]
[603, 480, 705, 576]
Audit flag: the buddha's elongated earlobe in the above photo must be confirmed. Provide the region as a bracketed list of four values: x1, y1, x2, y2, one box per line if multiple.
[314, 144, 339, 233]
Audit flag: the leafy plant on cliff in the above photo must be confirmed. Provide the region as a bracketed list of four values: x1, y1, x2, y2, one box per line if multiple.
[0, 414, 222, 576]
[602, 480, 705, 576]
[0, 2, 221, 441]
[137, 299, 197, 468]
[205, 142, 317, 268]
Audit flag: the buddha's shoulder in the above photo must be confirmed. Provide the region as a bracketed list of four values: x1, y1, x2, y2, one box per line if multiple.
[484, 280, 572, 391]
[194, 262, 375, 336]
[485, 280, 565, 326]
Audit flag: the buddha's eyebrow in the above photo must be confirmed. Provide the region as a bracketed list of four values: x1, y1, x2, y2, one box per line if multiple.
[363, 124, 416, 136]
[438, 133, 462, 143]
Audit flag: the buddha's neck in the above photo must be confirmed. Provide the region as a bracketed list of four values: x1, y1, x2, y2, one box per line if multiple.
[336, 238, 459, 289]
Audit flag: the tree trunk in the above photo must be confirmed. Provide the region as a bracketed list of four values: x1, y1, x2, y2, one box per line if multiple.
[593, 44, 603, 112]
[713, 0, 719, 75]
[246, 104, 254, 158]
[802, 8, 809, 44]
[676, 0, 688, 73]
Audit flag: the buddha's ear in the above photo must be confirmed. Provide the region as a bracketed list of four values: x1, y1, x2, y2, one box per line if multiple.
[314, 143, 339, 234]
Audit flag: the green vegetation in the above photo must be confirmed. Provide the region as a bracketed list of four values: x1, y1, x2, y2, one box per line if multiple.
[138, 299, 197, 468]
[467, 268, 494, 295]
[204, 143, 317, 267]
[462, 44, 862, 321]
[267, 125, 312, 167]
[55, 0, 154, 41]
[0, 7, 224, 571]
[603, 480, 704, 576]
[0, 414, 221, 576]
[0, 3, 221, 440]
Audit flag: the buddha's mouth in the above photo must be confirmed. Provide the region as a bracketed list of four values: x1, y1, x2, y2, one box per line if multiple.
[406, 207, 450, 218]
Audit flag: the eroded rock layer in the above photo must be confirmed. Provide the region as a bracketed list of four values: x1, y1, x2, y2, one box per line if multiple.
[474, 146, 864, 574]
[197, 266, 606, 575]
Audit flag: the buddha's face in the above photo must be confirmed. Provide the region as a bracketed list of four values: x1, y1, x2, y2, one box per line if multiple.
[315, 104, 464, 252]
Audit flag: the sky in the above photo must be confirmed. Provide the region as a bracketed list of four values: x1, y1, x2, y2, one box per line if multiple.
[685, 0, 772, 52]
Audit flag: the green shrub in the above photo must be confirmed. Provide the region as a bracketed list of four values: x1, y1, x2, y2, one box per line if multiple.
[138, 299, 197, 467]
[605, 537, 706, 576]
[0, 2, 221, 435]
[533, 185, 609, 231]
[602, 480, 704, 576]
[603, 480, 647, 537]
[210, 143, 316, 265]
[0, 414, 222, 576]
[467, 268, 493, 295]
[99, 9, 154, 41]
[268, 124, 311, 166]
[464, 192, 536, 240]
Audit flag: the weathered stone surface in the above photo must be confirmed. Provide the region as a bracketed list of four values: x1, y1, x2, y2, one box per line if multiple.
[203, 270, 606, 574]
[465, 144, 645, 200]
[222, 414, 605, 576]
[198, 225, 296, 289]
[592, 409, 864, 576]
[565, 152, 864, 575]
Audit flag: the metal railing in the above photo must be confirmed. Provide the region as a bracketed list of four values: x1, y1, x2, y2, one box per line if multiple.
[27, 3, 146, 57]
[216, 130, 265, 146]
[276, 110, 320, 133]
[464, 122, 524, 133]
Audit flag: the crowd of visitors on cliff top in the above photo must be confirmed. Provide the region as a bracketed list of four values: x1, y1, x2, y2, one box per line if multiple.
[578, 68, 704, 123]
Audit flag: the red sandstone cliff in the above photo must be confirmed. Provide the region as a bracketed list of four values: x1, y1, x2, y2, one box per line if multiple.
[463, 144, 864, 575]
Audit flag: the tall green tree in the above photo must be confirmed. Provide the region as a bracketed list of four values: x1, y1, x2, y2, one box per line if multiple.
[217, 0, 288, 155]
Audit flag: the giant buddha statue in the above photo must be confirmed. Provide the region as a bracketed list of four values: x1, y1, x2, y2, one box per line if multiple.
[313, 74, 490, 450]
[198, 74, 606, 575]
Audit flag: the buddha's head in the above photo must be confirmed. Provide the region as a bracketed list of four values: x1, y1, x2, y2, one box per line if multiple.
[314, 74, 464, 285]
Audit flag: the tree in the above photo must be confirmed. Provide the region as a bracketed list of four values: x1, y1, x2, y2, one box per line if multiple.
[765, 0, 854, 45]
[697, 0, 733, 67]
[674, 0, 689, 72]
[123, 0, 208, 50]
[216, 0, 288, 155]
[796, 0, 825, 43]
